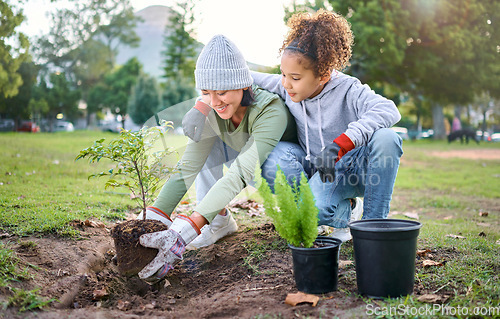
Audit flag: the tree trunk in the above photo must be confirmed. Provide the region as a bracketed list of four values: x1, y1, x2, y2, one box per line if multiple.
[415, 99, 422, 140]
[431, 103, 446, 140]
[86, 111, 92, 128]
[482, 107, 487, 141]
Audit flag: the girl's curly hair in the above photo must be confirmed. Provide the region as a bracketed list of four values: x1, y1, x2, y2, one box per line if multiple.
[280, 9, 354, 78]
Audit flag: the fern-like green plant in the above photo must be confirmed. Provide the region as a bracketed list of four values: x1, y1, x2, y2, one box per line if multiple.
[257, 167, 319, 248]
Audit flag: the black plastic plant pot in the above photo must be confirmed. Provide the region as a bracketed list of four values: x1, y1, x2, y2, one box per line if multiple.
[348, 219, 422, 299]
[288, 236, 342, 294]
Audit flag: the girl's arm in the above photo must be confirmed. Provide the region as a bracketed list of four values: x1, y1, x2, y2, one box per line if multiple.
[345, 81, 401, 147]
[250, 71, 288, 100]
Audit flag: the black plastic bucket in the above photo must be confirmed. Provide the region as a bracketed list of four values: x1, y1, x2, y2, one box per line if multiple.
[348, 219, 422, 298]
[289, 236, 342, 294]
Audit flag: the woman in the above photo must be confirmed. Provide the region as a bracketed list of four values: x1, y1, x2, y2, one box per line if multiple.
[137, 34, 296, 282]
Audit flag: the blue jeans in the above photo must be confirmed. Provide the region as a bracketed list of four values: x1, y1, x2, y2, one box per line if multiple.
[261, 128, 403, 228]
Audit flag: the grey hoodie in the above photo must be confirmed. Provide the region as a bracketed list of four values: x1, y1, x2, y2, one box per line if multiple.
[251, 71, 401, 160]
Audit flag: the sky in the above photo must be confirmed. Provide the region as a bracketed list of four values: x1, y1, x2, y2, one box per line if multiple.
[18, 0, 295, 67]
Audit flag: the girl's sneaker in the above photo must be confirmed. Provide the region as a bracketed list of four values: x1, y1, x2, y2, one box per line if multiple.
[329, 198, 363, 242]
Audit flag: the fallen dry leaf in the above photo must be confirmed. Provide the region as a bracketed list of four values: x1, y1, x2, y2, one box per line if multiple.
[116, 300, 130, 311]
[417, 294, 448, 304]
[417, 249, 431, 257]
[479, 211, 489, 217]
[403, 212, 419, 220]
[92, 288, 109, 300]
[339, 260, 354, 269]
[164, 279, 171, 288]
[84, 219, 106, 228]
[422, 260, 444, 267]
[285, 292, 319, 307]
[446, 234, 466, 239]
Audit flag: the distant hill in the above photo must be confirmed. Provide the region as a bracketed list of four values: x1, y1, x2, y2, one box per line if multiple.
[116, 5, 272, 79]
[116, 5, 172, 78]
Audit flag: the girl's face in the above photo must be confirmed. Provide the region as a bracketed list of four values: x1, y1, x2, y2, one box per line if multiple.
[280, 52, 330, 102]
[201, 88, 246, 121]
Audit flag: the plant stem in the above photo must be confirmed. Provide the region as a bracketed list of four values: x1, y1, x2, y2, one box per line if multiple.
[132, 158, 147, 219]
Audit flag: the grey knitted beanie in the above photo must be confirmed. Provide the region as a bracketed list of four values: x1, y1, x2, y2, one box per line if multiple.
[195, 34, 253, 90]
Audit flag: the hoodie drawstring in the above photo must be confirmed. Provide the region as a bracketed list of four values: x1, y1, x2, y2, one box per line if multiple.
[317, 100, 325, 152]
[301, 101, 311, 161]
[302, 100, 326, 162]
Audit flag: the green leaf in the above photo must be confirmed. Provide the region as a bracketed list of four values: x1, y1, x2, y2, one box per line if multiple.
[258, 167, 318, 247]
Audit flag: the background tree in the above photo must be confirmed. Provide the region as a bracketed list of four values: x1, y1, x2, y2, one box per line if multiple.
[37, 72, 81, 131]
[33, 0, 140, 72]
[160, 78, 197, 128]
[161, 0, 200, 83]
[128, 74, 162, 126]
[289, 0, 499, 139]
[0, 0, 30, 98]
[87, 57, 142, 128]
[0, 60, 39, 127]
[73, 39, 114, 125]
[32, 0, 141, 127]
[95, 3, 142, 68]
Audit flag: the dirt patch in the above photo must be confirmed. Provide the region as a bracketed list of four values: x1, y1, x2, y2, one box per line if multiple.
[1, 218, 371, 318]
[428, 149, 500, 160]
[6, 191, 499, 318]
[2, 192, 500, 318]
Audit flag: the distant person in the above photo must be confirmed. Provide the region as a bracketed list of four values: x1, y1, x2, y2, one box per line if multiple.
[183, 9, 403, 242]
[452, 116, 462, 132]
[136, 34, 296, 283]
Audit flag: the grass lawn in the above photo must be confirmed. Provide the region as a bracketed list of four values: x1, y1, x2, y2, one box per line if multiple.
[0, 131, 499, 317]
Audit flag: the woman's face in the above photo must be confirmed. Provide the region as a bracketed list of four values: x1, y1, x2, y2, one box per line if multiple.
[201, 89, 245, 120]
[280, 51, 329, 102]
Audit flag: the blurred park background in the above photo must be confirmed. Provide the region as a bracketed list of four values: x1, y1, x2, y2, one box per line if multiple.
[0, 0, 499, 142]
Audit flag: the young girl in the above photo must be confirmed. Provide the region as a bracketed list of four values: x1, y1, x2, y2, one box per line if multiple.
[137, 34, 296, 282]
[254, 9, 403, 241]
[184, 9, 403, 242]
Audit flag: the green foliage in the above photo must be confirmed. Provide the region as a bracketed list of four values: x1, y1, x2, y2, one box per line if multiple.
[162, 78, 197, 108]
[34, 0, 140, 72]
[76, 122, 177, 213]
[5, 288, 55, 312]
[128, 73, 162, 125]
[0, 243, 30, 287]
[0, 1, 30, 98]
[0, 61, 40, 123]
[258, 168, 319, 248]
[95, 4, 142, 68]
[88, 57, 142, 127]
[291, 0, 500, 136]
[35, 72, 81, 124]
[161, 0, 200, 83]
[0, 131, 188, 236]
[30, 0, 141, 126]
